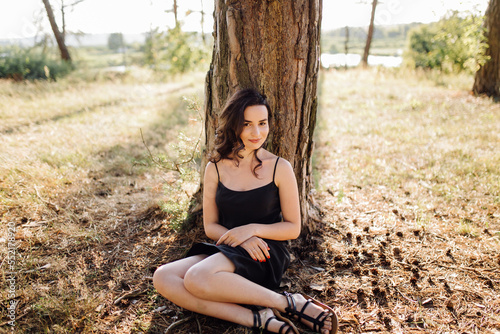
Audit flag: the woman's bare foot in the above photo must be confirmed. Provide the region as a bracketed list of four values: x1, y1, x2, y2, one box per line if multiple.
[256, 308, 298, 334]
[284, 293, 336, 334]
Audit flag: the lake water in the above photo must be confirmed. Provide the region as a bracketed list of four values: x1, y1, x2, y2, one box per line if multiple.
[321, 53, 403, 68]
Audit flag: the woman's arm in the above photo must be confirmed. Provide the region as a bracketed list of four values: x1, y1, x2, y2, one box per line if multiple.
[203, 162, 229, 241]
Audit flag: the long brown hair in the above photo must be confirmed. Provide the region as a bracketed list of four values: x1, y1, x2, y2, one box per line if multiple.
[210, 88, 271, 177]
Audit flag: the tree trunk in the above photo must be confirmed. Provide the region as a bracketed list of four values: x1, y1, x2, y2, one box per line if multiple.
[345, 26, 349, 70]
[194, 0, 322, 233]
[173, 0, 179, 27]
[361, 0, 377, 67]
[61, 0, 66, 41]
[42, 0, 71, 61]
[473, 0, 500, 98]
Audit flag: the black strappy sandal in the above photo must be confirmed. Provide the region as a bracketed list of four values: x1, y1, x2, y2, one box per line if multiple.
[252, 308, 299, 334]
[282, 292, 338, 334]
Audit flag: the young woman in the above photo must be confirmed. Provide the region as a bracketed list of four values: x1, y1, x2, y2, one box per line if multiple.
[153, 89, 338, 334]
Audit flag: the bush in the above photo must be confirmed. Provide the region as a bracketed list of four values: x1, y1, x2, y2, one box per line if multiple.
[141, 97, 203, 230]
[144, 25, 210, 74]
[404, 11, 488, 74]
[107, 33, 124, 51]
[0, 47, 73, 80]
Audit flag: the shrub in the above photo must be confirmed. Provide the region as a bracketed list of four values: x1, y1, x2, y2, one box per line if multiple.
[404, 11, 488, 74]
[144, 25, 210, 74]
[107, 33, 124, 51]
[0, 47, 73, 80]
[142, 97, 203, 230]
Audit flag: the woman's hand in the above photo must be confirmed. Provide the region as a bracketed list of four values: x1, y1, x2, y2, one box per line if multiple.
[240, 236, 270, 262]
[216, 225, 256, 247]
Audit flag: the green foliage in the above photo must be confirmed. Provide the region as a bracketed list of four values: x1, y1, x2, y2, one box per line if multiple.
[143, 25, 210, 74]
[146, 97, 203, 230]
[107, 33, 124, 51]
[404, 11, 488, 74]
[0, 46, 73, 80]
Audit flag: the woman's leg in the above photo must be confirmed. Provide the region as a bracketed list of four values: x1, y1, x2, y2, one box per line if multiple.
[153, 253, 334, 333]
[153, 254, 284, 330]
[182, 253, 335, 334]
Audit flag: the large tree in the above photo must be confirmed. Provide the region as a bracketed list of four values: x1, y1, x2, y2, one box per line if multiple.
[194, 0, 322, 233]
[473, 0, 500, 98]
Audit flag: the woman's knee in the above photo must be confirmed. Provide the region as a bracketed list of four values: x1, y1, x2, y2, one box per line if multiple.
[153, 263, 183, 298]
[153, 264, 170, 290]
[183, 263, 213, 297]
[153, 256, 207, 296]
[183, 254, 235, 297]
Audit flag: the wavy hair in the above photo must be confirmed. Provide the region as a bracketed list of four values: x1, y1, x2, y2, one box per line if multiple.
[210, 88, 271, 177]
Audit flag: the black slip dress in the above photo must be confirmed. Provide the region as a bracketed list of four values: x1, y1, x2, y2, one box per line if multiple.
[186, 157, 291, 290]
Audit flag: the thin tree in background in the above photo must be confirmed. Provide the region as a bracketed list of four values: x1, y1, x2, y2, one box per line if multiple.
[60, 0, 85, 42]
[185, 0, 207, 43]
[191, 0, 323, 233]
[361, 0, 378, 67]
[42, 0, 71, 61]
[200, 0, 206, 43]
[473, 0, 500, 98]
[345, 26, 349, 69]
[166, 0, 179, 27]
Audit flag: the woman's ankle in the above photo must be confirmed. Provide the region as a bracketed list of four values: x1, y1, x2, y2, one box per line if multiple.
[272, 293, 289, 313]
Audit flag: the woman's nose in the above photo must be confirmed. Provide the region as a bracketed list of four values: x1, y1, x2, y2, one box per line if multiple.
[251, 125, 259, 135]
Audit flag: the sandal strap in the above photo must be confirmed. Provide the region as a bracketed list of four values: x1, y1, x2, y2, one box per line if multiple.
[283, 293, 331, 333]
[281, 323, 295, 334]
[283, 292, 296, 317]
[264, 315, 276, 330]
[252, 309, 261, 329]
[312, 310, 330, 332]
[262, 314, 296, 334]
[297, 300, 321, 324]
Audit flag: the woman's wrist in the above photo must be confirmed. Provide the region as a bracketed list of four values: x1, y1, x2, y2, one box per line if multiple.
[250, 223, 261, 238]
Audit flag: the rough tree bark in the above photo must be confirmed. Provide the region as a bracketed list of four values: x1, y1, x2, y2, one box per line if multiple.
[473, 0, 500, 98]
[42, 0, 71, 61]
[361, 0, 378, 67]
[192, 0, 322, 233]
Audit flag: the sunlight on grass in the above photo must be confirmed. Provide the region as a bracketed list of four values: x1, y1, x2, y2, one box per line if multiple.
[316, 67, 500, 234]
[0, 69, 206, 332]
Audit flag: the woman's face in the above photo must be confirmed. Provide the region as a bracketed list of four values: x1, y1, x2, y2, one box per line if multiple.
[239, 105, 269, 151]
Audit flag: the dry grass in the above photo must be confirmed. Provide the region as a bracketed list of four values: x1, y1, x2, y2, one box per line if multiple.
[0, 69, 205, 333]
[312, 68, 499, 333]
[316, 68, 499, 233]
[0, 67, 499, 333]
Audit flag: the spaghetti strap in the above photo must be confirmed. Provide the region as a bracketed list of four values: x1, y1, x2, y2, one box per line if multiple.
[214, 162, 220, 182]
[272, 157, 280, 182]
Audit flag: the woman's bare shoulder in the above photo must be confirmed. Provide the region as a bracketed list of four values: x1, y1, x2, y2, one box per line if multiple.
[204, 161, 219, 180]
[274, 156, 295, 184]
[279, 158, 293, 170]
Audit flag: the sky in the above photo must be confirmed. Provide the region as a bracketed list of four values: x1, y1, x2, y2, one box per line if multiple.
[0, 0, 489, 40]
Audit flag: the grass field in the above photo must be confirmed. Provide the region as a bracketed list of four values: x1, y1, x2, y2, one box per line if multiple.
[0, 67, 499, 333]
